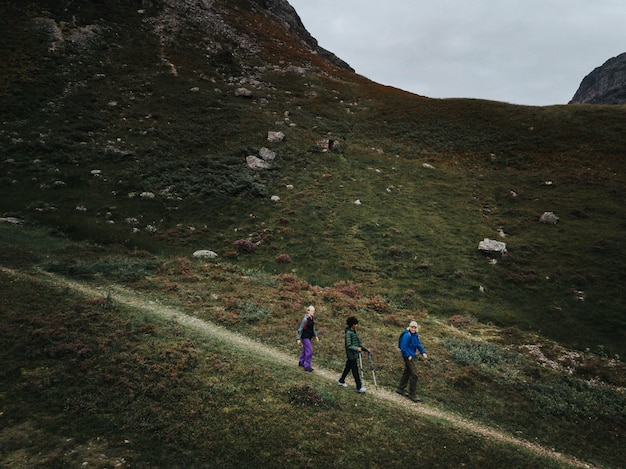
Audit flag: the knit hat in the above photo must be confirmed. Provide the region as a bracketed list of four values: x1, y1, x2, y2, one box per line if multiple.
[409, 321, 418, 328]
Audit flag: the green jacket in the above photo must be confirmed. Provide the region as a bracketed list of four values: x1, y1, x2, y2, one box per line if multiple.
[344, 327, 368, 360]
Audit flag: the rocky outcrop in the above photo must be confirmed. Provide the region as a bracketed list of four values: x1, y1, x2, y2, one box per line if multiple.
[253, 0, 353, 71]
[144, 0, 352, 75]
[569, 52, 626, 104]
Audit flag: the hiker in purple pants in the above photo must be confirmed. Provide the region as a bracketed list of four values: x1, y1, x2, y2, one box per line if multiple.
[297, 305, 319, 371]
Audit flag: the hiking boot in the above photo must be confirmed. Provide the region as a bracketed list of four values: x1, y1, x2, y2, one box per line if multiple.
[304, 367, 314, 372]
[357, 387, 367, 393]
[396, 388, 409, 397]
[408, 394, 422, 402]
[337, 380, 348, 387]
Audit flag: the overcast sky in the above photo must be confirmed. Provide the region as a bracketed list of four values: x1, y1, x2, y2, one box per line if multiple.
[287, 0, 625, 106]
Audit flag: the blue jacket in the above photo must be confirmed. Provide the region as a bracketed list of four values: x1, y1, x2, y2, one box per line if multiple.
[400, 331, 426, 359]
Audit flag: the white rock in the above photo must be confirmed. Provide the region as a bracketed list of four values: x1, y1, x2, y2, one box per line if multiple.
[478, 238, 507, 254]
[539, 212, 559, 224]
[193, 250, 218, 258]
[246, 155, 271, 170]
[259, 147, 276, 161]
[267, 131, 285, 142]
[0, 217, 24, 224]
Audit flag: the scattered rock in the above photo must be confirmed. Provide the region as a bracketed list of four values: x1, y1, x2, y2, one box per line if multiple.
[271, 195, 280, 202]
[317, 139, 339, 152]
[258, 147, 276, 161]
[234, 87, 252, 97]
[193, 250, 218, 258]
[539, 212, 559, 224]
[267, 131, 285, 142]
[246, 155, 271, 170]
[478, 238, 507, 255]
[285, 65, 307, 74]
[0, 217, 24, 225]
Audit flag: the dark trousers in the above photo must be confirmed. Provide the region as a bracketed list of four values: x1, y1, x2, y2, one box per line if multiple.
[339, 358, 362, 389]
[398, 357, 419, 396]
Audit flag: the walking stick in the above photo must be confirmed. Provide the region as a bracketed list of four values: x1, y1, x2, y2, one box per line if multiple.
[368, 352, 378, 387]
[358, 352, 365, 384]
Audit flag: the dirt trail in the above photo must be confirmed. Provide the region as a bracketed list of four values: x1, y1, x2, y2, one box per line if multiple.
[3, 267, 598, 469]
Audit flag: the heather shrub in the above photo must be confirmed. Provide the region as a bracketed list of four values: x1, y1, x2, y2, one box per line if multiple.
[287, 384, 333, 408]
[233, 239, 256, 253]
[275, 253, 291, 263]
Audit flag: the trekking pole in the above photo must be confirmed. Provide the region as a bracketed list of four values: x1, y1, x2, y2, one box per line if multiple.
[368, 352, 378, 387]
[358, 352, 365, 384]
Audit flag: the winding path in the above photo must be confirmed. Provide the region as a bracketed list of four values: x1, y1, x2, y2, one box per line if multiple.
[3, 266, 598, 469]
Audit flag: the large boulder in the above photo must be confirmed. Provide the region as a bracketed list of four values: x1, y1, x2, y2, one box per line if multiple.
[478, 238, 507, 255]
[539, 212, 559, 224]
[192, 250, 218, 258]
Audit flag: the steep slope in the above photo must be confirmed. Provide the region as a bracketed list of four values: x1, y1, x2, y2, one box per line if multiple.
[570, 52, 626, 104]
[1, 0, 626, 358]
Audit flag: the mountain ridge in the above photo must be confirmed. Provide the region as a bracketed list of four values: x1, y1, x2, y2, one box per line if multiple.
[570, 51, 626, 104]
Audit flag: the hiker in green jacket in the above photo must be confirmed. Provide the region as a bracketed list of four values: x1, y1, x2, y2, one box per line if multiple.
[337, 316, 370, 393]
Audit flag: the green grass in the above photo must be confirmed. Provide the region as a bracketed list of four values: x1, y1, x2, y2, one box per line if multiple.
[0, 263, 575, 469]
[0, 260, 617, 469]
[2, 223, 625, 468]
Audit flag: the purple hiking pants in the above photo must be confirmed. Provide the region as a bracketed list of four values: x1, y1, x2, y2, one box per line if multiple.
[299, 338, 313, 369]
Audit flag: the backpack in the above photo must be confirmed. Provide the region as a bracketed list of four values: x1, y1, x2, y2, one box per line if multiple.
[398, 328, 409, 348]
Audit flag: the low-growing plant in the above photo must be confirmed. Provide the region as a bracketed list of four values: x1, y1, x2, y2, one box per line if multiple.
[233, 238, 256, 253]
[448, 314, 478, 328]
[275, 253, 291, 263]
[443, 337, 521, 369]
[237, 300, 271, 323]
[286, 384, 332, 408]
[44, 255, 160, 282]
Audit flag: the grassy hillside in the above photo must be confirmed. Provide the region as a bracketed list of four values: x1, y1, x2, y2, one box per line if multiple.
[1, 0, 626, 467]
[1, 222, 625, 468]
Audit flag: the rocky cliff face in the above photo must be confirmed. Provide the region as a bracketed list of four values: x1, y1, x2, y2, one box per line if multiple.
[252, 0, 353, 71]
[569, 52, 626, 104]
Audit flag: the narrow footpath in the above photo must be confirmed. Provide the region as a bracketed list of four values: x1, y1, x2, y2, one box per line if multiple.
[3, 266, 599, 469]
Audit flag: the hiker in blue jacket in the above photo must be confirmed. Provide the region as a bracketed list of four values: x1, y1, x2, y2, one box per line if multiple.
[397, 320, 428, 402]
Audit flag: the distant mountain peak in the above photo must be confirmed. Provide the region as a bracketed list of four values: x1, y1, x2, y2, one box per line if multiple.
[569, 52, 626, 104]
